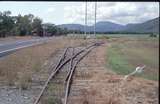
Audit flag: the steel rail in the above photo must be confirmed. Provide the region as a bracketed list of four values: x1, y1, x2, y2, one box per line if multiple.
[34, 42, 102, 104]
[64, 48, 74, 104]
[64, 46, 96, 104]
[34, 43, 93, 104]
[65, 48, 74, 82]
[33, 47, 69, 104]
[49, 43, 97, 81]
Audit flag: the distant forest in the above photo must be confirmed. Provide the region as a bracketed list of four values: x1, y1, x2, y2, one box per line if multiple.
[0, 11, 156, 38]
[0, 11, 70, 37]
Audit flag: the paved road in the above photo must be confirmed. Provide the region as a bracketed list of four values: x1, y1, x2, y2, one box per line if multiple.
[0, 37, 52, 57]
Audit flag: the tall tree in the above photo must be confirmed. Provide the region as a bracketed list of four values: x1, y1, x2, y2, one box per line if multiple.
[32, 17, 43, 36]
[15, 14, 34, 36]
[0, 11, 15, 37]
[0, 11, 68, 37]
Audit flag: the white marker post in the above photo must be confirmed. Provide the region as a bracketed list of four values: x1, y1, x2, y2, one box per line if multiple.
[123, 65, 146, 80]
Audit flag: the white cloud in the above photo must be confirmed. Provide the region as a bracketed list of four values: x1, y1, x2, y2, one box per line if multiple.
[0, 2, 158, 25]
[46, 7, 55, 12]
[63, 2, 159, 25]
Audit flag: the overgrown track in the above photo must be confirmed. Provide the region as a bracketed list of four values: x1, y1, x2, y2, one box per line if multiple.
[33, 41, 103, 104]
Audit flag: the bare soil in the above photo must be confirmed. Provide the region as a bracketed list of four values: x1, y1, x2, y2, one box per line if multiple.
[0, 37, 158, 104]
[68, 40, 158, 104]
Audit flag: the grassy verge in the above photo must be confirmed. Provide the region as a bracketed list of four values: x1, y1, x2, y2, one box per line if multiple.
[0, 37, 87, 89]
[107, 44, 134, 75]
[106, 36, 159, 81]
[96, 35, 110, 39]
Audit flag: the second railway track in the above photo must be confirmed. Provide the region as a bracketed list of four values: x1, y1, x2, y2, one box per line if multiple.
[34, 41, 103, 104]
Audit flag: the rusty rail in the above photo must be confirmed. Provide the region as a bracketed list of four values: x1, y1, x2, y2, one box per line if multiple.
[33, 42, 103, 104]
[64, 46, 96, 104]
[33, 47, 68, 104]
[65, 48, 74, 82]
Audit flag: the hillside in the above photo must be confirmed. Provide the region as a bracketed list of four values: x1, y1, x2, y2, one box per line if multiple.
[94, 21, 124, 32]
[58, 24, 85, 31]
[123, 17, 159, 33]
[58, 17, 159, 33]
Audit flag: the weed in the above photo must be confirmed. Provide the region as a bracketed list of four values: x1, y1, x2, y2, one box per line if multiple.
[96, 35, 110, 39]
[107, 45, 133, 75]
[41, 96, 62, 104]
[17, 72, 32, 90]
[76, 71, 92, 80]
[106, 37, 159, 80]
[106, 97, 120, 104]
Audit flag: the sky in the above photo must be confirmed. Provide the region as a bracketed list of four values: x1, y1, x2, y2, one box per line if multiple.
[0, 2, 159, 25]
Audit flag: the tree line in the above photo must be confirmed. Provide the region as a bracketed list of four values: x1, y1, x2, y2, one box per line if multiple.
[0, 11, 68, 38]
[1, 11, 152, 38]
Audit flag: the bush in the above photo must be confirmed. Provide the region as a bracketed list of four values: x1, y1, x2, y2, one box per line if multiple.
[149, 33, 157, 37]
[96, 35, 110, 39]
[17, 72, 32, 90]
[41, 96, 62, 104]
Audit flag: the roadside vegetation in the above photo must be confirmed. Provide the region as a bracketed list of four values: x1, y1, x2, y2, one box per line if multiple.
[0, 11, 68, 37]
[0, 37, 87, 89]
[106, 35, 159, 81]
[1, 10, 157, 38]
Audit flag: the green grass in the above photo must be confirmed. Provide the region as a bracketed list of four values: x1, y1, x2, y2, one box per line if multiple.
[41, 96, 62, 104]
[106, 36, 159, 81]
[96, 35, 110, 39]
[107, 44, 134, 75]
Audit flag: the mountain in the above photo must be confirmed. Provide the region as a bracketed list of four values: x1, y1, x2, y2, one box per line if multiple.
[94, 21, 124, 32]
[58, 21, 125, 32]
[58, 24, 85, 31]
[123, 17, 159, 33]
[57, 17, 159, 33]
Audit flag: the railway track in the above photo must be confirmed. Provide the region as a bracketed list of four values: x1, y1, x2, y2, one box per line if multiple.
[33, 41, 103, 104]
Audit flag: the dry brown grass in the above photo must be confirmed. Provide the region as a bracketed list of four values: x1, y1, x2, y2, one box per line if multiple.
[0, 37, 87, 89]
[107, 36, 159, 80]
[75, 70, 93, 80]
[105, 96, 121, 104]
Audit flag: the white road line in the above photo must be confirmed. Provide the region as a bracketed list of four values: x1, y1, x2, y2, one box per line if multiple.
[0, 37, 53, 55]
[0, 38, 44, 47]
[0, 41, 45, 55]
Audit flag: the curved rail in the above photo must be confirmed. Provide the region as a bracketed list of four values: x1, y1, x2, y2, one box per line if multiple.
[33, 47, 69, 104]
[33, 42, 103, 104]
[64, 46, 96, 104]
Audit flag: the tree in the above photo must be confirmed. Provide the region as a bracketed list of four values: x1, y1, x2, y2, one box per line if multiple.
[0, 11, 68, 37]
[15, 14, 34, 36]
[0, 11, 15, 37]
[32, 17, 43, 36]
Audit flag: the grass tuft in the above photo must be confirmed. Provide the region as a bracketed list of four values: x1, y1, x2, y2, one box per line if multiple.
[96, 35, 110, 39]
[107, 45, 133, 75]
[106, 36, 159, 81]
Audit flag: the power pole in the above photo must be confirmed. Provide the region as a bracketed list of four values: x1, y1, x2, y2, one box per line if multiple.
[84, 1, 87, 38]
[94, 2, 97, 38]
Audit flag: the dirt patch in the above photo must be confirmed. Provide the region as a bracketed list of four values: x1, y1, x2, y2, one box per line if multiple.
[0, 37, 94, 104]
[68, 40, 158, 104]
[0, 37, 90, 87]
[0, 37, 158, 104]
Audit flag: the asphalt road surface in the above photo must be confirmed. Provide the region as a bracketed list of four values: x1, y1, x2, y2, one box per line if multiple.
[0, 37, 52, 57]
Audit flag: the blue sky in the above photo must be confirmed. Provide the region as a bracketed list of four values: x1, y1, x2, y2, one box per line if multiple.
[0, 2, 159, 25]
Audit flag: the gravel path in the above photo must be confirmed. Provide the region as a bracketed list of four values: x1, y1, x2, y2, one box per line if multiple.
[0, 87, 40, 104]
[0, 48, 65, 104]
